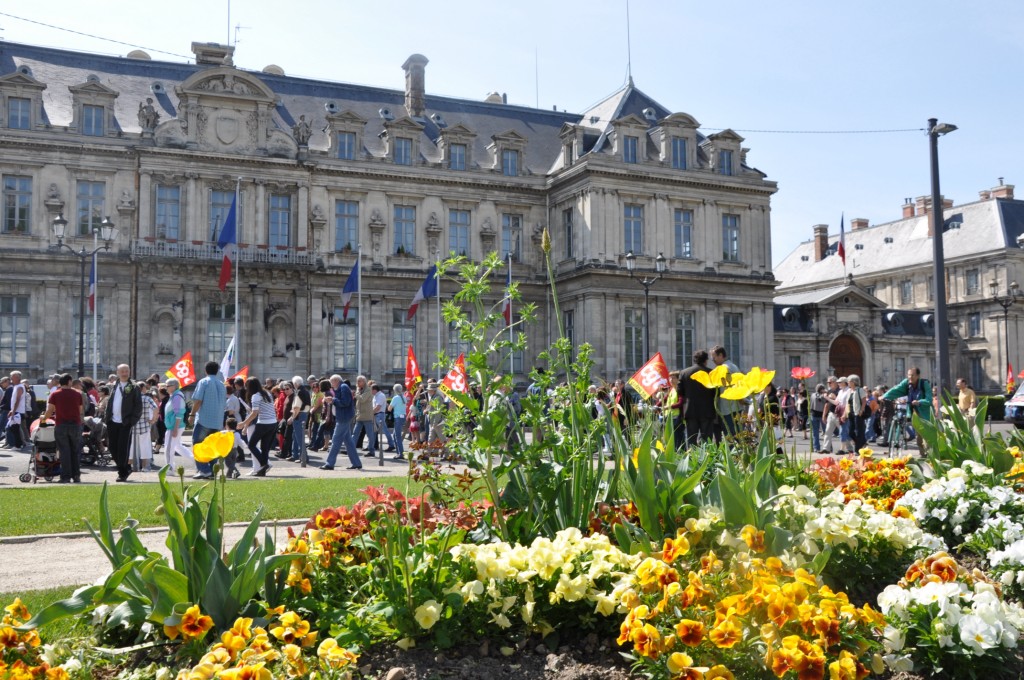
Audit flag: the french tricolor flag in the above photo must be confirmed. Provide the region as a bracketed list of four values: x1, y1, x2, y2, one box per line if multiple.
[216, 195, 238, 291]
[502, 257, 512, 326]
[407, 264, 438, 320]
[341, 259, 359, 321]
[88, 255, 96, 313]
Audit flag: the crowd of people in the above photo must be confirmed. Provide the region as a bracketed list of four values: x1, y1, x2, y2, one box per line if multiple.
[0, 352, 987, 483]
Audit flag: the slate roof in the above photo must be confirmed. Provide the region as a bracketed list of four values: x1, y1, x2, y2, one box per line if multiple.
[0, 41, 684, 175]
[775, 198, 1023, 291]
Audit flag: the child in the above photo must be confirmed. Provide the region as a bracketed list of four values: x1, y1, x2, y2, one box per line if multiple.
[223, 417, 243, 479]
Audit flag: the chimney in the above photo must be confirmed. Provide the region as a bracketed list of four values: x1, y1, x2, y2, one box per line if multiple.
[979, 190, 992, 201]
[902, 198, 915, 218]
[402, 54, 429, 118]
[915, 195, 929, 216]
[850, 217, 869, 230]
[191, 42, 234, 67]
[813, 224, 829, 262]
[992, 178, 1015, 200]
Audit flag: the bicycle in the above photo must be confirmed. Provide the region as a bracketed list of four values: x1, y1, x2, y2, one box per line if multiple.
[886, 402, 911, 457]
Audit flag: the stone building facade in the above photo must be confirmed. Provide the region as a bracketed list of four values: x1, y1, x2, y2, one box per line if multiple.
[773, 183, 1024, 393]
[0, 40, 778, 384]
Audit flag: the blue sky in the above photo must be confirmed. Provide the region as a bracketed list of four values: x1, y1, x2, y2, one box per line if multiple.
[3, 0, 1020, 266]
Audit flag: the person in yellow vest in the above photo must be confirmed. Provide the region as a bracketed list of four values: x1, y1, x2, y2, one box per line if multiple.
[665, 371, 684, 450]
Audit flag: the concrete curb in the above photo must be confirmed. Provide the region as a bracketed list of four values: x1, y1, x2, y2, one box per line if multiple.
[0, 517, 310, 546]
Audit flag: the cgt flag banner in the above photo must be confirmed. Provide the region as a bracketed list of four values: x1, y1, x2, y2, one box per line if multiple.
[405, 345, 422, 393]
[628, 352, 670, 401]
[230, 365, 249, 382]
[165, 351, 197, 388]
[439, 353, 468, 398]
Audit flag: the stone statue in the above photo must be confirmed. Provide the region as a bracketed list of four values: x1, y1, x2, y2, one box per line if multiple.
[137, 98, 160, 130]
[311, 204, 325, 222]
[46, 183, 60, 200]
[292, 115, 312, 145]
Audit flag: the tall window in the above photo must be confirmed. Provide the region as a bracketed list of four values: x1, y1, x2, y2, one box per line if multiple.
[209, 190, 235, 241]
[564, 310, 575, 349]
[969, 356, 984, 391]
[563, 208, 574, 259]
[674, 208, 693, 258]
[927, 275, 934, 302]
[394, 205, 415, 255]
[76, 180, 105, 236]
[966, 268, 980, 295]
[449, 209, 470, 256]
[722, 214, 740, 262]
[337, 131, 356, 160]
[73, 298, 104, 369]
[155, 185, 180, 240]
[7, 97, 30, 129]
[3, 176, 31, 234]
[394, 137, 413, 165]
[967, 312, 981, 337]
[509, 314, 524, 373]
[624, 308, 645, 370]
[671, 137, 687, 170]
[501, 149, 519, 176]
[335, 200, 358, 252]
[449, 143, 467, 171]
[447, 321, 471, 358]
[623, 135, 639, 163]
[894, 357, 906, 378]
[717, 149, 733, 176]
[269, 194, 291, 247]
[788, 355, 801, 374]
[207, 303, 235, 363]
[624, 204, 643, 253]
[332, 308, 358, 370]
[391, 309, 415, 370]
[501, 213, 522, 262]
[82, 104, 104, 136]
[899, 279, 913, 305]
[0, 295, 29, 364]
[723, 312, 743, 365]
[674, 311, 695, 370]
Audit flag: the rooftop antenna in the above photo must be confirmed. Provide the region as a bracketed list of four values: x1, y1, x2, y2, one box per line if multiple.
[227, 0, 231, 45]
[625, 0, 633, 86]
[534, 47, 539, 108]
[234, 23, 250, 46]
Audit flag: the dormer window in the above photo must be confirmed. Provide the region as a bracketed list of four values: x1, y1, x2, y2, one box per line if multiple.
[671, 137, 687, 170]
[438, 123, 476, 171]
[502, 148, 519, 176]
[82, 104, 105, 136]
[718, 150, 733, 176]
[623, 135, 639, 164]
[564, 143, 575, 166]
[324, 109, 368, 161]
[652, 112, 699, 170]
[7, 98, 29, 129]
[337, 131, 356, 160]
[449, 143, 466, 170]
[703, 129, 744, 177]
[394, 137, 413, 165]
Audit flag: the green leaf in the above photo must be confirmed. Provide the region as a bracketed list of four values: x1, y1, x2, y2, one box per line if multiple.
[142, 562, 190, 624]
[106, 599, 147, 630]
[21, 585, 100, 630]
[717, 474, 755, 527]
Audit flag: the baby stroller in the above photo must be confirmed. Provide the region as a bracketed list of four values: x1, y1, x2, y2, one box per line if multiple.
[19, 417, 61, 483]
[81, 416, 111, 467]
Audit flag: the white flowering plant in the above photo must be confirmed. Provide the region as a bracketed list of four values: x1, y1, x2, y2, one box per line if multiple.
[877, 551, 1024, 678]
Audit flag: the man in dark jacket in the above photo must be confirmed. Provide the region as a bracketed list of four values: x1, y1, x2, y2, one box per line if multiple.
[103, 363, 143, 482]
[679, 350, 718, 447]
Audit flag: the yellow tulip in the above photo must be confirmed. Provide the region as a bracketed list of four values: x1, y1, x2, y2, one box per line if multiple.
[192, 430, 235, 463]
[720, 366, 777, 401]
[691, 364, 731, 388]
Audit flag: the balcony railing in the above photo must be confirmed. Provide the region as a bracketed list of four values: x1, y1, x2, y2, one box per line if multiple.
[132, 239, 315, 267]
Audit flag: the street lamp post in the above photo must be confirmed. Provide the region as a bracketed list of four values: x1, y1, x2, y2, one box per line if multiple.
[626, 251, 667, 358]
[928, 118, 957, 398]
[51, 214, 119, 377]
[991, 280, 1020, 389]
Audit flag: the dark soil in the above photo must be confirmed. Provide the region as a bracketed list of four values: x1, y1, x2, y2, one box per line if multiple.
[356, 636, 636, 680]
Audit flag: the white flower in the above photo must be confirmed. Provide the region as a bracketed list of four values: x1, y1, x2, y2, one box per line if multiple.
[60, 658, 82, 674]
[882, 625, 906, 652]
[883, 653, 914, 672]
[960, 614, 1000, 655]
[414, 600, 442, 630]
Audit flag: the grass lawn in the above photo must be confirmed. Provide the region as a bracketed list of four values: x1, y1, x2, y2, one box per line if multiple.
[6, 585, 91, 640]
[0, 475, 419, 537]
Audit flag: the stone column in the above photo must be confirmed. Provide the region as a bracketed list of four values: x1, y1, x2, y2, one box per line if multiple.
[297, 184, 309, 249]
[185, 174, 199, 242]
[138, 171, 153, 239]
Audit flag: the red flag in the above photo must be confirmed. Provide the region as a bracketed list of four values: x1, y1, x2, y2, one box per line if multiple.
[405, 346, 422, 393]
[837, 214, 846, 266]
[439, 353, 468, 398]
[164, 351, 197, 388]
[1009, 362, 1016, 394]
[216, 195, 238, 291]
[230, 365, 249, 382]
[627, 352, 670, 401]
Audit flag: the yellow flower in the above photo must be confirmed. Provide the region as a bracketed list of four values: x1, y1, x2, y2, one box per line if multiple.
[192, 430, 235, 463]
[217, 664, 272, 680]
[709, 618, 742, 648]
[3, 598, 29, 623]
[230, 617, 254, 640]
[674, 619, 705, 646]
[720, 367, 776, 400]
[739, 525, 766, 553]
[172, 604, 213, 642]
[705, 666, 735, 680]
[828, 650, 861, 680]
[270, 611, 317, 647]
[414, 600, 442, 630]
[691, 364, 731, 389]
[858, 447, 874, 458]
[667, 651, 695, 674]
[317, 637, 359, 669]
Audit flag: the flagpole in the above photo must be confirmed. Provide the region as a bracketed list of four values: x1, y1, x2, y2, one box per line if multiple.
[357, 244, 362, 377]
[92, 231, 98, 379]
[507, 253, 513, 376]
[436, 259, 441, 377]
[233, 178, 241, 374]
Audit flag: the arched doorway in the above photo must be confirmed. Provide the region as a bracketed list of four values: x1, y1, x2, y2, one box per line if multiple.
[829, 334, 864, 380]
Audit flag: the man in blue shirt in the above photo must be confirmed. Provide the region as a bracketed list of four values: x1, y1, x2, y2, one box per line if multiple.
[321, 374, 360, 470]
[188, 361, 226, 479]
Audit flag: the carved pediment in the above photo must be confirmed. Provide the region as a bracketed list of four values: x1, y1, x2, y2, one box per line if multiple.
[658, 112, 700, 129]
[442, 122, 476, 137]
[176, 67, 276, 103]
[326, 109, 368, 126]
[491, 129, 527, 145]
[384, 115, 425, 133]
[612, 113, 649, 128]
[68, 79, 119, 98]
[707, 128, 744, 144]
[0, 71, 46, 91]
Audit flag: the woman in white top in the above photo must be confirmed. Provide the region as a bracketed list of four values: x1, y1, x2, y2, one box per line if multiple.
[388, 384, 407, 460]
[237, 377, 276, 476]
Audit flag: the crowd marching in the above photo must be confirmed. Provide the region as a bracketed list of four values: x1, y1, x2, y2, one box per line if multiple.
[0, 341, 986, 483]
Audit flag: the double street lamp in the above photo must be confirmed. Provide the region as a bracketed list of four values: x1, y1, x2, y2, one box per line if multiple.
[991, 280, 1020, 390]
[625, 251, 667, 358]
[51, 214, 119, 377]
[928, 118, 957, 397]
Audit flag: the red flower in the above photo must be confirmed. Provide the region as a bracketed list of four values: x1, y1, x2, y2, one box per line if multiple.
[790, 366, 816, 380]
